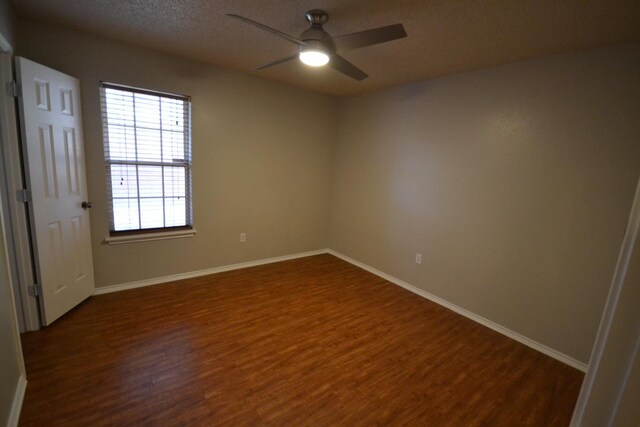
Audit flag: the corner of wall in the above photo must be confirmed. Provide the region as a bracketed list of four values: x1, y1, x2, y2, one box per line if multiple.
[0, 0, 15, 52]
[6, 375, 27, 427]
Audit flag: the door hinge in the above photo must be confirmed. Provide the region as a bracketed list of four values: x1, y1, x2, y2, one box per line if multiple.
[6, 80, 21, 98]
[29, 283, 40, 297]
[16, 188, 31, 203]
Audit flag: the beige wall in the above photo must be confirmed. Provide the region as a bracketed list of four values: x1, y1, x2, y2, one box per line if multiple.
[16, 19, 337, 288]
[329, 43, 640, 363]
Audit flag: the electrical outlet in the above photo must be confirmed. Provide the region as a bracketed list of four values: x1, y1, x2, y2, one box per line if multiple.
[415, 253, 422, 264]
[240, 233, 246, 242]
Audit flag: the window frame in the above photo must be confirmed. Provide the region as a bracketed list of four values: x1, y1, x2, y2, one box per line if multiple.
[99, 81, 193, 238]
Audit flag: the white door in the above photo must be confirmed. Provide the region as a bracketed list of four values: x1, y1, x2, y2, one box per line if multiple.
[16, 57, 94, 325]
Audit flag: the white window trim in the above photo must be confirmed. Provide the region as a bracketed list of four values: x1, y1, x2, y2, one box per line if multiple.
[103, 228, 196, 245]
[100, 81, 193, 235]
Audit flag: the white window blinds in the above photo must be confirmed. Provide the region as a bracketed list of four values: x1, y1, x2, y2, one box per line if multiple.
[100, 82, 192, 234]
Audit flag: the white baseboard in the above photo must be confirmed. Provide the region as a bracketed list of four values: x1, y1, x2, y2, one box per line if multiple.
[7, 375, 27, 427]
[92, 246, 587, 372]
[93, 249, 329, 295]
[327, 249, 588, 372]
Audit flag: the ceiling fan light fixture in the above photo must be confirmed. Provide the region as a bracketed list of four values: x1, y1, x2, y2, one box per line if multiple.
[299, 49, 330, 67]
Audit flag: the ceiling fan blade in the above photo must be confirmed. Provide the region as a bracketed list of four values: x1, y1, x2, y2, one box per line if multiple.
[227, 14, 303, 46]
[329, 54, 368, 81]
[254, 54, 299, 71]
[333, 24, 407, 51]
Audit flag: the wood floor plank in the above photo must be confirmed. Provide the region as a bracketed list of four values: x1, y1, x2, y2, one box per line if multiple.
[19, 254, 583, 426]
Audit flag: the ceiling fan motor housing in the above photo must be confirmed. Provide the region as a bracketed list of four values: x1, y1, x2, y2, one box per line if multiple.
[300, 10, 335, 53]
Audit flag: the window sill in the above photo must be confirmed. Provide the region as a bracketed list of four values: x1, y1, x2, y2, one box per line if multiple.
[103, 229, 196, 245]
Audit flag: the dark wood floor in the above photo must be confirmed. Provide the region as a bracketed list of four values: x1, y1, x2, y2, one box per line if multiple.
[20, 254, 583, 426]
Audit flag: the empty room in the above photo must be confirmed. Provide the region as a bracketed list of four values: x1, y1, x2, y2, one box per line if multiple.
[1, 0, 639, 426]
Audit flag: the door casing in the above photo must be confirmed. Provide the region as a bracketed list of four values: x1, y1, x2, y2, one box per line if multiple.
[0, 52, 40, 331]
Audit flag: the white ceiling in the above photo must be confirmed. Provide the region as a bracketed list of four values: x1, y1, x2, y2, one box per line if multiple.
[10, 0, 640, 96]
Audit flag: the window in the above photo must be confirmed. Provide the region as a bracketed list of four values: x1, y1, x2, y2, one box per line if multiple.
[100, 82, 192, 236]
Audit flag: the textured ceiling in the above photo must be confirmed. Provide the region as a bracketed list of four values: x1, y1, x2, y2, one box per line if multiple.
[10, 0, 640, 95]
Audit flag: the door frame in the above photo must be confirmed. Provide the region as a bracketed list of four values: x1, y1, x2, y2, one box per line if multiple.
[570, 176, 640, 425]
[0, 50, 40, 331]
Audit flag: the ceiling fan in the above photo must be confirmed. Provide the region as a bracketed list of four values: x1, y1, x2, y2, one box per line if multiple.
[227, 10, 407, 81]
